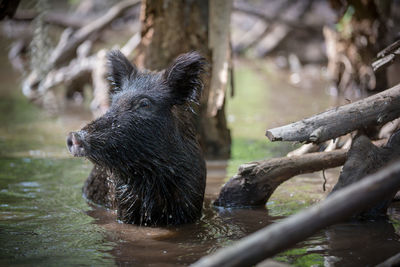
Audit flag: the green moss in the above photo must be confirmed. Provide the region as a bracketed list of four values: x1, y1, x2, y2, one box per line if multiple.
[336, 5, 355, 38]
[294, 253, 324, 266]
[275, 248, 324, 267]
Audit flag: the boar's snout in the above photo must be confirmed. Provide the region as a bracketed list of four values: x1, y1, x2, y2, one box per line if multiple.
[67, 131, 86, 157]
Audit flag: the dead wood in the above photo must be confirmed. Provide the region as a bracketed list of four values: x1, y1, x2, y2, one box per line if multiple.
[13, 10, 90, 28]
[253, 1, 313, 57]
[8, 39, 28, 72]
[22, 32, 140, 114]
[233, 2, 320, 32]
[214, 150, 347, 207]
[232, 1, 292, 53]
[266, 83, 400, 143]
[193, 160, 400, 267]
[49, 0, 140, 68]
[372, 39, 400, 72]
[22, 0, 140, 103]
[286, 143, 319, 157]
[377, 39, 400, 58]
[379, 118, 400, 139]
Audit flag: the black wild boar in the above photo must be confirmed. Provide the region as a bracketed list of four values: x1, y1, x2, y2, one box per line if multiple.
[67, 50, 207, 226]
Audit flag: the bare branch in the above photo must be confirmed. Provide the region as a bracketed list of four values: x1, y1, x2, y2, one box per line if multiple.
[49, 0, 141, 68]
[214, 150, 347, 207]
[266, 83, 400, 143]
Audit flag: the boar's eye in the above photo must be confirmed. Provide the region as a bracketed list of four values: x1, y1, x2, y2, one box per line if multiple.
[136, 98, 151, 109]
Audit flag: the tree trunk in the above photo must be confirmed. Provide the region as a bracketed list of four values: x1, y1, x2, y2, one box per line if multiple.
[135, 0, 231, 159]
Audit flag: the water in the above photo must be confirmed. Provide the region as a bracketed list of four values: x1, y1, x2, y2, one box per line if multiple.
[1, 42, 400, 266]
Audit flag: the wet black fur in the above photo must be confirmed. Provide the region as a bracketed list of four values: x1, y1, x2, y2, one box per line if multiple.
[78, 50, 206, 226]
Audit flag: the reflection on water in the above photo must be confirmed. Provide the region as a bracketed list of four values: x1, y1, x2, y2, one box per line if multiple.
[278, 212, 400, 266]
[1, 153, 400, 266]
[85, 198, 275, 266]
[0, 157, 115, 266]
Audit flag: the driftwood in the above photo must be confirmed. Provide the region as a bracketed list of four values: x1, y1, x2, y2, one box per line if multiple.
[253, 1, 313, 57]
[13, 10, 91, 28]
[26, 32, 140, 115]
[232, 1, 315, 56]
[233, 2, 319, 32]
[232, 1, 292, 53]
[193, 160, 400, 267]
[372, 39, 400, 72]
[22, 0, 140, 104]
[49, 0, 140, 68]
[266, 83, 400, 143]
[214, 150, 347, 207]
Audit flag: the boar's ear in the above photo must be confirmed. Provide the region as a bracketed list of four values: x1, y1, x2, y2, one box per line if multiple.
[107, 49, 137, 93]
[163, 51, 206, 105]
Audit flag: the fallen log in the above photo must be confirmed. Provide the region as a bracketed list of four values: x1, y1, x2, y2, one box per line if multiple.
[214, 150, 347, 207]
[193, 160, 400, 267]
[266, 83, 400, 143]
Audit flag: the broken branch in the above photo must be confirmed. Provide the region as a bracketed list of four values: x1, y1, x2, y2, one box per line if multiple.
[50, 0, 141, 68]
[214, 150, 347, 207]
[266, 83, 400, 143]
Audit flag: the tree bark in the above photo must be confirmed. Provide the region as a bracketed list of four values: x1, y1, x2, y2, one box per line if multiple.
[214, 150, 347, 207]
[266, 83, 400, 143]
[372, 40, 400, 72]
[193, 160, 400, 267]
[135, 0, 231, 159]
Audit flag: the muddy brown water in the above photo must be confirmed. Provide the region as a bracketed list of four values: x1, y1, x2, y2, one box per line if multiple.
[0, 40, 400, 266]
